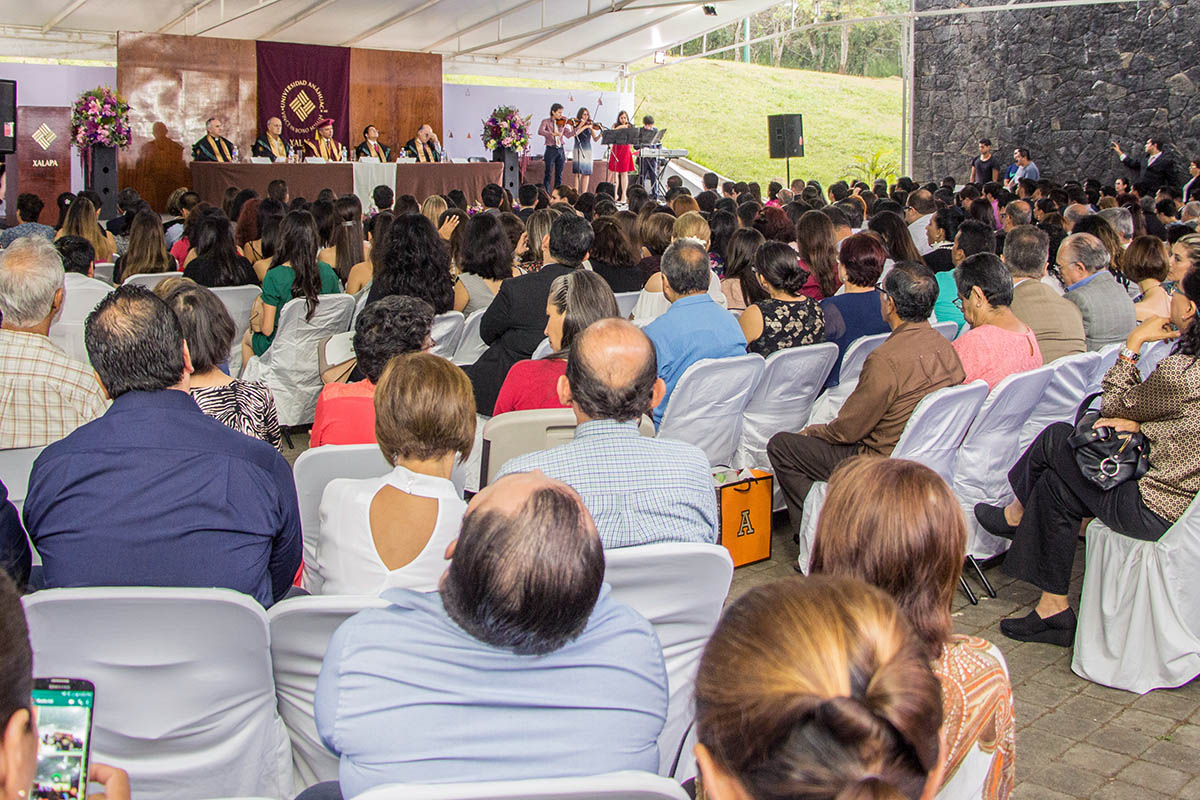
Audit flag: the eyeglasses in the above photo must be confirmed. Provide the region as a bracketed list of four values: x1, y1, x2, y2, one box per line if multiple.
[952, 296, 964, 311]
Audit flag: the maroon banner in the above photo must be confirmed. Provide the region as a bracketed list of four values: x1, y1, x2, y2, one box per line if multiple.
[256, 41, 350, 153]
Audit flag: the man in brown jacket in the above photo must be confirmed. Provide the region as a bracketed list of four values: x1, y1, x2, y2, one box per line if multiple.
[768, 261, 965, 529]
[1003, 224, 1086, 363]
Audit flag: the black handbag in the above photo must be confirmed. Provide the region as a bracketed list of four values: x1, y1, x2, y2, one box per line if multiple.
[1068, 392, 1150, 490]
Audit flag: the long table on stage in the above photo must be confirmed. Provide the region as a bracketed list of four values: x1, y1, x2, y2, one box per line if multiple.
[190, 162, 504, 208]
[522, 159, 612, 188]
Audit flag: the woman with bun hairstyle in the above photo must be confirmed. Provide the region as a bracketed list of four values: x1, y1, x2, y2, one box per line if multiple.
[739, 240, 826, 356]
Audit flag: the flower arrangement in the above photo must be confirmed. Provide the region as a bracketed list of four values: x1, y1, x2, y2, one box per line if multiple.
[70, 87, 132, 151]
[481, 105, 531, 152]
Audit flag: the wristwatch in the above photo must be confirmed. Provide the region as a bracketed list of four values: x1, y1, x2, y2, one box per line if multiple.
[1119, 346, 1140, 362]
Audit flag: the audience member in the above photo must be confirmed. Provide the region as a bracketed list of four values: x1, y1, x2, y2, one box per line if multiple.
[811, 457, 1015, 797]
[632, 213, 728, 322]
[977, 267, 1200, 646]
[56, 196, 115, 262]
[951, 253, 1043, 388]
[115, 209, 178, 282]
[769, 261, 964, 528]
[517, 207, 559, 272]
[235, 197, 263, 258]
[1003, 225, 1086, 363]
[694, 576, 943, 800]
[315, 353, 473, 595]
[499, 318, 717, 546]
[923, 207, 958, 272]
[320, 195, 368, 284]
[635, 211, 674, 281]
[311, 296, 434, 447]
[1058, 232, 1137, 350]
[0, 237, 107, 448]
[718, 228, 767, 313]
[934, 220, 995, 329]
[588, 217, 643, 293]
[25, 285, 301, 607]
[158, 279, 281, 448]
[1168, 232, 1200, 283]
[54, 235, 111, 327]
[1125, 235, 1171, 321]
[311, 472, 667, 796]
[644, 239, 746, 427]
[493, 270, 618, 415]
[453, 213, 517, 315]
[868, 209, 926, 271]
[821, 232, 891, 386]
[903, 188, 937, 254]
[0, 193, 54, 246]
[249, 211, 343, 360]
[182, 213, 256, 287]
[250, 199, 288, 282]
[739, 241, 825, 357]
[1073, 214, 1126, 275]
[366, 213, 454, 313]
[794, 210, 842, 300]
[466, 214, 593, 415]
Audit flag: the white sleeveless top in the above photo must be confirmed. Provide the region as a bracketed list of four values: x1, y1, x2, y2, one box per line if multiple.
[314, 464, 467, 596]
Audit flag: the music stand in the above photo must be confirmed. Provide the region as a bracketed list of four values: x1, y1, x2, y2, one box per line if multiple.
[601, 128, 638, 146]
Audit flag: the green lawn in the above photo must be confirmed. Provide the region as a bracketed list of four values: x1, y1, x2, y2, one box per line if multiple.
[634, 59, 902, 188]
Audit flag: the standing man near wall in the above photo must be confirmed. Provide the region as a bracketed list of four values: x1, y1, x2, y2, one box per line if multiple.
[971, 139, 1000, 185]
[1006, 148, 1040, 193]
[1112, 137, 1177, 194]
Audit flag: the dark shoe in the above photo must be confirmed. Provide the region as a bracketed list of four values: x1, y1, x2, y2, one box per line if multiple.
[1000, 608, 1076, 647]
[975, 503, 1018, 539]
[793, 562, 805, 574]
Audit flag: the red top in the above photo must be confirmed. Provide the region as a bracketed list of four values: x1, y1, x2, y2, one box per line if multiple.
[797, 258, 842, 301]
[170, 236, 190, 266]
[311, 380, 376, 447]
[493, 358, 569, 416]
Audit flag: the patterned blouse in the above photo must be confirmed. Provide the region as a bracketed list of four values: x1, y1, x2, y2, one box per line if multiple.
[934, 635, 1015, 800]
[190, 380, 283, 451]
[746, 297, 825, 357]
[1101, 352, 1200, 521]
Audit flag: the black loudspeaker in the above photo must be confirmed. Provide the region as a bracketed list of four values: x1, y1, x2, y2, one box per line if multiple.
[492, 146, 519, 199]
[767, 113, 804, 159]
[0, 80, 15, 155]
[89, 146, 120, 218]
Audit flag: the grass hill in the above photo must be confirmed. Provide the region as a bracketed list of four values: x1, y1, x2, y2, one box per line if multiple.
[635, 59, 902, 188]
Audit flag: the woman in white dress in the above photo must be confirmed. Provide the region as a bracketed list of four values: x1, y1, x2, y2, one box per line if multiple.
[312, 352, 476, 595]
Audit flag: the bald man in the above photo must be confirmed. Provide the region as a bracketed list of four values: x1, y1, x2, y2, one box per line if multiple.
[404, 124, 443, 163]
[313, 470, 668, 796]
[252, 117, 288, 162]
[497, 318, 718, 548]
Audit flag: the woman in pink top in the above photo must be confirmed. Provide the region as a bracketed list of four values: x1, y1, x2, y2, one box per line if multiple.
[951, 252, 1042, 389]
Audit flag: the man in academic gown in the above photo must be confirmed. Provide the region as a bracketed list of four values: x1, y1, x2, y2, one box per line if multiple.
[305, 118, 343, 162]
[404, 125, 443, 163]
[252, 117, 289, 162]
[354, 125, 391, 161]
[192, 118, 236, 162]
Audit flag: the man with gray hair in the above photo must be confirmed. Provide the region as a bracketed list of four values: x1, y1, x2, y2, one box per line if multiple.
[1002, 199, 1032, 232]
[1058, 232, 1137, 350]
[0, 237, 107, 447]
[644, 239, 746, 427]
[1097, 206, 1134, 246]
[1003, 225, 1085, 362]
[1062, 203, 1091, 233]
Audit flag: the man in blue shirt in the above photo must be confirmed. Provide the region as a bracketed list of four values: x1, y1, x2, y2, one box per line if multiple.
[498, 318, 718, 548]
[314, 471, 667, 798]
[644, 239, 746, 427]
[23, 285, 301, 607]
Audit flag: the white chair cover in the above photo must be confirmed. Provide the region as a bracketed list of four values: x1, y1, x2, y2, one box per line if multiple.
[350, 286, 371, 329]
[22, 588, 293, 800]
[0, 445, 45, 519]
[532, 337, 554, 360]
[210, 285, 261, 375]
[92, 261, 115, 285]
[452, 309, 488, 365]
[1018, 351, 1100, 452]
[268, 595, 389, 789]
[734, 342, 839, 471]
[615, 291, 640, 318]
[797, 381, 990, 572]
[430, 311, 466, 359]
[656, 355, 765, 467]
[1086, 342, 1123, 394]
[1138, 338, 1173, 379]
[322, 331, 356, 367]
[954, 366, 1055, 560]
[352, 771, 690, 800]
[604, 543, 733, 777]
[1072, 493, 1200, 693]
[933, 320, 960, 340]
[122, 270, 183, 289]
[241, 295, 355, 426]
[806, 331, 891, 426]
[48, 320, 90, 366]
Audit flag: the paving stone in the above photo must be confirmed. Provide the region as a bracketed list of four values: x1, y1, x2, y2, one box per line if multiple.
[1110, 708, 1177, 738]
[1013, 679, 1070, 709]
[1138, 739, 1200, 774]
[1028, 662, 1089, 691]
[1179, 775, 1200, 799]
[1131, 687, 1200, 720]
[1171, 723, 1200, 749]
[1057, 694, 1124, 724]
[1013, 728, 1075, 773]
[1090, 779, 1168, 800]
[1080, 681, 1141, 705]
[1025, 762, 1107, 796]
[1115, 758, 1191, 795]
[1013, 782, 1079, 800]
[1059, 741, 1132, 778]
[1085, 725, 1156, 757]
[1030, 710, 1103, 740]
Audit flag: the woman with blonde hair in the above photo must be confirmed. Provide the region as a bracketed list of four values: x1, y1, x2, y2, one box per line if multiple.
[420, 195, 448, 229]
[694, 575, 945, 800]
[116, 209, 177, 281]
[631, 212, 728, 324]
[812, 456, 1015, 799]
[56, 195, 115, 261]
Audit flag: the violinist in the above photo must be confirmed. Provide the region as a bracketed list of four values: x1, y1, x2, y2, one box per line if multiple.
[607, 110, 635, 203]
[537, 103, 574, 193]
[571, 107, 603, 194]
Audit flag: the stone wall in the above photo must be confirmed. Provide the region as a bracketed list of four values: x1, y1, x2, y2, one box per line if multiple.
[911, 0, 1200, 186]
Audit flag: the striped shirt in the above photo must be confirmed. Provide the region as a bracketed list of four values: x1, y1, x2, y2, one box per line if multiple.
[497, 418, 718, 548]
[0, 329, 108, 449]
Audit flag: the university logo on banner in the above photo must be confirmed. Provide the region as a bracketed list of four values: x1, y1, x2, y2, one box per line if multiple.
[256, 41, 350, 148]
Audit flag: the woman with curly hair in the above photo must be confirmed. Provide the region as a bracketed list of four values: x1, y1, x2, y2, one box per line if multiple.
[366, 213, 454, 314]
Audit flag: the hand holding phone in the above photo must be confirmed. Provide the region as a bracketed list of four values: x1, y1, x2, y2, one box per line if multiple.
[85, 762, 131, 800]
[32, 678, 94, 800]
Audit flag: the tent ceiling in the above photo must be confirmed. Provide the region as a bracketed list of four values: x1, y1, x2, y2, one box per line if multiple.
[4, 0, 782, 77]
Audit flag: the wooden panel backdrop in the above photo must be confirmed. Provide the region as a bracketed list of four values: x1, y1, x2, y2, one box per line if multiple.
[117, 32, 256, 212]
[348, 48, 442, 157]
[117, 32, 444, 211]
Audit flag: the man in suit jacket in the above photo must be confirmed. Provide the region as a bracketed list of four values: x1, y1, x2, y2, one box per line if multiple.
[1058, 233, 1137, 351]
[463, 214, 593, 415]
[1113, 137, 1177, 194]
[192, 118, 236, 162]
[354, 125, 391, 161]
[252, 117, 288, 162]
[1003, 225, 1085, 363]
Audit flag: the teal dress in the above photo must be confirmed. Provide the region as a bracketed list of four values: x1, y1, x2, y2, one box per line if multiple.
[933, 270, 966, 330]
[252, 261, 343, 356]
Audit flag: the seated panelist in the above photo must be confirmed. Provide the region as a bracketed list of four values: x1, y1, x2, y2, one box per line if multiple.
[305, 118, 343, 162]
[192, 117, 236, 162]
[252, 116, 288, 162]
[354, 125, 391, 161]
[404, 125, 443, 163]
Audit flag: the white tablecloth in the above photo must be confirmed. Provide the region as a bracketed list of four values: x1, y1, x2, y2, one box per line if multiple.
[352, 162, 396, 211]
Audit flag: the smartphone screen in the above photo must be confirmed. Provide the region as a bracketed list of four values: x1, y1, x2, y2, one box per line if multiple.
[31, 679, 94, 800]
